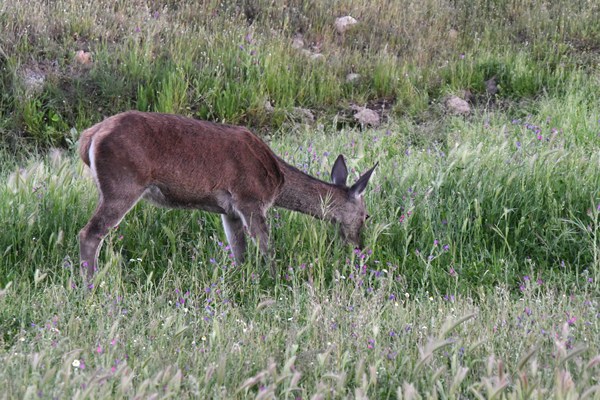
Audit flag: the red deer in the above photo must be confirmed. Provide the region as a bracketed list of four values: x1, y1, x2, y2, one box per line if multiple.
[78, 111, 376, 280]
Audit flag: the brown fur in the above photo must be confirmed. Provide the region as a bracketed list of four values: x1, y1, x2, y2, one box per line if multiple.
[78, 111, 376, 281]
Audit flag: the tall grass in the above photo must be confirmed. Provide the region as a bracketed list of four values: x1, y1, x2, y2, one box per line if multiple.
[2, 111, 599, 293]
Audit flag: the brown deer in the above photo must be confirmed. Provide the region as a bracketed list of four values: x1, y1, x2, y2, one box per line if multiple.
[78, 111, 376, 280]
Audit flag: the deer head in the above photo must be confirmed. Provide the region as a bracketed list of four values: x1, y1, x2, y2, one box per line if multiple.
[329, 155, 377, 249]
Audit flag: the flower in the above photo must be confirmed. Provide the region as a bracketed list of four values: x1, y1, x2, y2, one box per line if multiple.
[72, 359, 81, 368]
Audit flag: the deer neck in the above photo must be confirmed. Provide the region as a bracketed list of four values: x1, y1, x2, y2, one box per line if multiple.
[274, 159, 346, 221]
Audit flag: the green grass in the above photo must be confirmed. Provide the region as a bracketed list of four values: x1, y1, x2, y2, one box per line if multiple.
[1, 254, 599, 398]
[1, 117, 599, 397]
[1, 0, 600, 397]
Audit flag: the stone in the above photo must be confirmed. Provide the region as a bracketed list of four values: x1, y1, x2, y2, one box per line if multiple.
[445, 95, 470, 115]
[264, 100, 274, 113]
[485, 76, 498, 96]
[292, 107, 314, 123]
[346, 73, 361, 83]
[335, 16, 358, 34]
[292, 34, 304, 49]
[21, 68, 45, 95]
[448, 28, 459, 40]
[74, 50, 92, 65]
[353, 107, 380, 127]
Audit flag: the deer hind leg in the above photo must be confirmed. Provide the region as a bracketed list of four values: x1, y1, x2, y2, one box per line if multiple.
[79, 186, 144, 282]
[221, 213, 247, 265]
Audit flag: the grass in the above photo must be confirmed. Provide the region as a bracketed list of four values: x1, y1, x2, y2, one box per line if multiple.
[1, 0, 600, 397]
[1, 117, 599, 397]
[1, 269, 599, 398]
[2, 0, 600, 142]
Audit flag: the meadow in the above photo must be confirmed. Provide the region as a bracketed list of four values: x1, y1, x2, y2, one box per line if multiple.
[1, 0, 600, 398]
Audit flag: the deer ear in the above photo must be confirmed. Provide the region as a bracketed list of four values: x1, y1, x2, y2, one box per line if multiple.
[349, 163, 378, 198]
[331, 154, 348, 186]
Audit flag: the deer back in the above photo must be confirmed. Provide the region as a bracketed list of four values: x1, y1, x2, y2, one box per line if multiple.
[79, 111, 284, 210]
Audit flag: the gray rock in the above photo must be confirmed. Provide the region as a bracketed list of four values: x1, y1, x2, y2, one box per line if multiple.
[264, 100, 274, 113]
[445, 95, 470, 115]
[292, 34, 304, 49]
[346, 73, 361, 83]
[292, 107, 315, 123]
[335, 16, 358, 34]
[485, 76, 498, 96]
[310, 53, 324, 61]
[21, 68, 45, 95]
[448, 28, 459, 40]
[353, 107, 380, 127]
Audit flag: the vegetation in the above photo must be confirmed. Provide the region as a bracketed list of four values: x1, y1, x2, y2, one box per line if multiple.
[1, 0, 599, 397]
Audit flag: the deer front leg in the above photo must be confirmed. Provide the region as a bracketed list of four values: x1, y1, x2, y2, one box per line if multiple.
[239, 208, 276, 277]
[221, 213, 247, 265]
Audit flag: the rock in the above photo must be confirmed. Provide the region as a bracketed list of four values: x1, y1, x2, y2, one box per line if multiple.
[335, 16, 358, 34]
[346, 73, 361, 83]
[292, 107, 314, 123]
[264, 100, 274, 113]
[485, 76, 498, 96]
[291, 34, 304, 49]
[448, 28, 459, 40]
[353, 107, 380, 127]
[74, 50, 92, 65]
[299, 49, 324, 61]
[21, 68, 45, 95]
[445, 95, 470, 115]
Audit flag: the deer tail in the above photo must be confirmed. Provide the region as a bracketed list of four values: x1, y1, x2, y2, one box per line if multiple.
[78, 126, 97, 167]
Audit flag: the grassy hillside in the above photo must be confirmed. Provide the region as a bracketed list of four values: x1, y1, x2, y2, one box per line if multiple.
[1, 0, 600, 397]
[1, 0, 599, 146]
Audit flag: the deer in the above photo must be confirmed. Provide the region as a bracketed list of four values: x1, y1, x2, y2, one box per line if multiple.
[78, 111, 377, 281]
